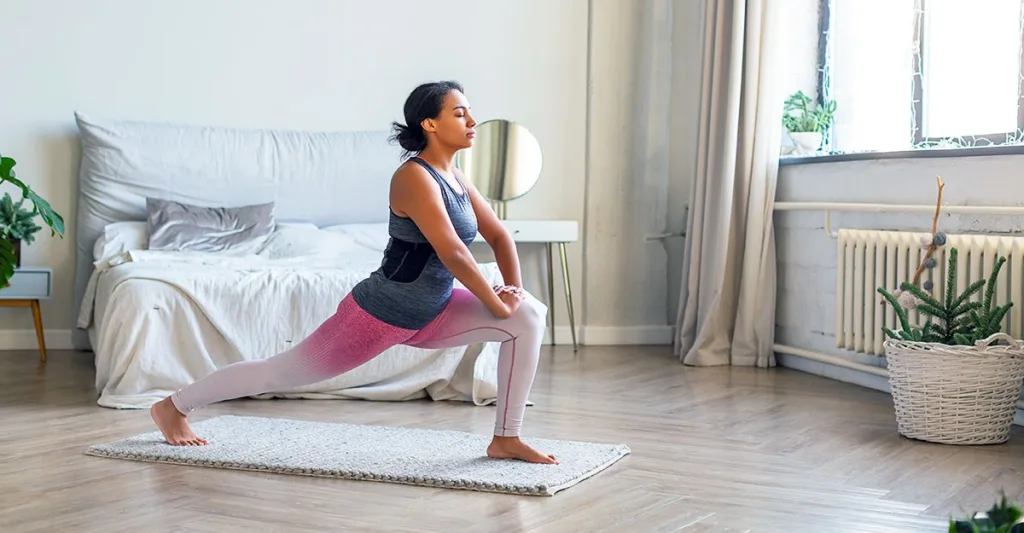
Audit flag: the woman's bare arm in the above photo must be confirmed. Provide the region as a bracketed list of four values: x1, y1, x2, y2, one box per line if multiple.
[459, 170, 522, 289]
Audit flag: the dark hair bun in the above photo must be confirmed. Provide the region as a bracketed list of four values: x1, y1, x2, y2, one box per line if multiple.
[390, 121, 427, 154]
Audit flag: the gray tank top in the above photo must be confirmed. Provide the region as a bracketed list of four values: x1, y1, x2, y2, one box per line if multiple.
[351, 156, 479, 330]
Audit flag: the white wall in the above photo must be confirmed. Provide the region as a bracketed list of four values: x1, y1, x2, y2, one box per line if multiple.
[0, 0, 593, 349]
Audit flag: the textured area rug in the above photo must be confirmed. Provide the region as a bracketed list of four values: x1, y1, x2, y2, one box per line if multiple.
[84, 415, 630, 496]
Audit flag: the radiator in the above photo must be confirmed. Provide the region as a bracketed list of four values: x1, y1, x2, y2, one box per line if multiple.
[836, 229, 1024, 355]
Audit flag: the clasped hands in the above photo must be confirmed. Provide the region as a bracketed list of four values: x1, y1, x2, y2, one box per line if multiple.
[493, 284, 525, 317]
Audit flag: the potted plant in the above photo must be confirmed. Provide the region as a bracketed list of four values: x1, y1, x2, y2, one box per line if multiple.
[782, 90, 837, 154]
[877, 177, 1024, 445]
[0, 192, 43, 268]
[0, 153, 64, 288]
[949, 493, 1023, 532]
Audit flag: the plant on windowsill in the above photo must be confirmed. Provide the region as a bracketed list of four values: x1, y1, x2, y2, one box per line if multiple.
[782, 90, 837, 155]
[0, 153, 64, 288]
[876, 176, 1024, 445]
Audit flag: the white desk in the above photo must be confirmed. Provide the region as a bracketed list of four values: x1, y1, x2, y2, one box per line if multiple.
[474, 220, 579, 350]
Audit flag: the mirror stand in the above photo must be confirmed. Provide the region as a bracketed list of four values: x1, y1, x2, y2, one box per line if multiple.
[491, 199, 508, 220]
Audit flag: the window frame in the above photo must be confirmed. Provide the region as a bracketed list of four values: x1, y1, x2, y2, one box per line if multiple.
[816, 0, 1024, 150]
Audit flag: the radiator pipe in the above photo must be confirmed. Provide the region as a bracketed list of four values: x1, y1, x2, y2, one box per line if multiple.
[773, 202, 1024, 239]
[773, 343, 1024, 411]
[774, 202, 1024, 215]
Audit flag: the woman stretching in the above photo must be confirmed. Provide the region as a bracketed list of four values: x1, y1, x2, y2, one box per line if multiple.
[149, 80, 557, 464]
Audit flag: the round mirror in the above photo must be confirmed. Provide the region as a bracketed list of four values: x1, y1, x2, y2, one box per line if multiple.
[456, 119, 543, 203]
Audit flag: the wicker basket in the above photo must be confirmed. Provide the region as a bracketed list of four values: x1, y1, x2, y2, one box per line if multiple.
[883, 332, 1024, 445]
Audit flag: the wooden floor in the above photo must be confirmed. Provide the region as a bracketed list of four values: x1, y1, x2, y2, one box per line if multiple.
[2, 345, 1023, 532]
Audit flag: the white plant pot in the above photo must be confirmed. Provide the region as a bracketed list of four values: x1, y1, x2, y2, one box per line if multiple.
[789, 132, 822, 155]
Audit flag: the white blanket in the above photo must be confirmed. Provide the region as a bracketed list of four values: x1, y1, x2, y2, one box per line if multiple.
[81, 225, 505, 409]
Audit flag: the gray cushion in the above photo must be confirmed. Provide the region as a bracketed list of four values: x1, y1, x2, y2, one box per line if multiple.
[146, 197, 275, 253]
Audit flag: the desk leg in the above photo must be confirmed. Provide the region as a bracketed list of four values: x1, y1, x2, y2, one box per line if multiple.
[546, 243, 556, 345]
[30, 299, 46, 363]
[558, 242, 578, 352]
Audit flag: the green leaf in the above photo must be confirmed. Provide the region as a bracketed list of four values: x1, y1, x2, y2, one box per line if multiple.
[952, 301, 984, 318]
[916, 303, 946, 319]
[0, 156, 14, 178]
[26, 189, 64, 237]
[950, 279, 987, 310]
[982, 257, 1006, 312]
[0, 238, 14, 288]
[945, 248, 960, 307]
[878, 287, 914, 334]
[987, 303, 1013, 333]
[901, 282, 944, 311]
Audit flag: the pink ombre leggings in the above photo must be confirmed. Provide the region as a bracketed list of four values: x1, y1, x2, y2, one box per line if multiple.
[171, 289, 547, 437]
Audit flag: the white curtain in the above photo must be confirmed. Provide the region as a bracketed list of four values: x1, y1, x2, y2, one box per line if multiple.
[674, 0, 784, 367]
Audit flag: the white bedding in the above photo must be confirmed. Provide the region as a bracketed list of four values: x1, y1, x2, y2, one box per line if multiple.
[78, 223, 505, 409]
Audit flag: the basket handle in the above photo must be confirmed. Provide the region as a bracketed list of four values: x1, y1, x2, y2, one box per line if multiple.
[973, 332, 1024, 349]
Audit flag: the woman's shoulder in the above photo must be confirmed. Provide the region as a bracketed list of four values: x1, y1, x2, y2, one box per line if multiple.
[391, 159, 432, 186]
[389, 159, 441, 205]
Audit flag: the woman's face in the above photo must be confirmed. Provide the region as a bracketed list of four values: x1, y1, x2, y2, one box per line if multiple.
[422, 90, 477, 151]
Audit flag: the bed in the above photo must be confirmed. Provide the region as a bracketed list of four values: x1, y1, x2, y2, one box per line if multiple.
[71, 113, 505, 409]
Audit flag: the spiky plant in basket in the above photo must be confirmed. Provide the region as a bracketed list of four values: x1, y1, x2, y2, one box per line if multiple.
[876, 176, 1014, 345]
[877, 247, 1012, 345]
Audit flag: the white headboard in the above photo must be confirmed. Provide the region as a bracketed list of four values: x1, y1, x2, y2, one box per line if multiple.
[72, 112, 402, 350]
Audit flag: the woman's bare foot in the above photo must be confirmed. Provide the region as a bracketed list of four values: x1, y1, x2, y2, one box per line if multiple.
[149, 397, 208, 446]
[487, 436, 558, 464]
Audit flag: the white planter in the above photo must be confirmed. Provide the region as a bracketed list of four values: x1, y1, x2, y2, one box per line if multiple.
[883, 332, 1024, 445]
[788, 131, 822, 155]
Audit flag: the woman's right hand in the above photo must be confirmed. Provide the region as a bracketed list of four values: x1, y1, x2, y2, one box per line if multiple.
[491, 287, 522, 318]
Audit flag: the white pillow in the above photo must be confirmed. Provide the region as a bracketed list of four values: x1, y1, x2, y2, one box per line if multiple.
[323, 223, 392, 252]
[92, 221, 331, 269]
[257, 224, 360, 259]
[93, 221, 148, 268]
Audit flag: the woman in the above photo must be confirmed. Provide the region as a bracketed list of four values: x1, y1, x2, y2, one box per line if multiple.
[150, 80, 557, 465]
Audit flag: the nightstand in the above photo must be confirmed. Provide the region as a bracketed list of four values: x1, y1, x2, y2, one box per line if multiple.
[474, 220, 580, 351]
[0, 267, 52, 362]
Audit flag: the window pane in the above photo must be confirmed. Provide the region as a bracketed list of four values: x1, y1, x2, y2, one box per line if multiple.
[830, 0, 916, 152]
[922, 0, 1021, 139]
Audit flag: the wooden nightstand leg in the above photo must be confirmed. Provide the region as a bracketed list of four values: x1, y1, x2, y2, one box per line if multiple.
[30, 299, 46, 363]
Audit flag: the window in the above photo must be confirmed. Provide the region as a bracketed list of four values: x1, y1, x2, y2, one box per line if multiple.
[815, 0, 1024, 154]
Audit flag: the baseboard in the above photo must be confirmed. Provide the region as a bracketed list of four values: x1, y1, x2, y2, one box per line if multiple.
[775, 344, 1024, 427]
[543, 325, 673, 346]
[0, 328, 75, 351]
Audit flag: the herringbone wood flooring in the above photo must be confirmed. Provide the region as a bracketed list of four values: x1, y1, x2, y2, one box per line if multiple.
[2, 345, 1023, 532]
